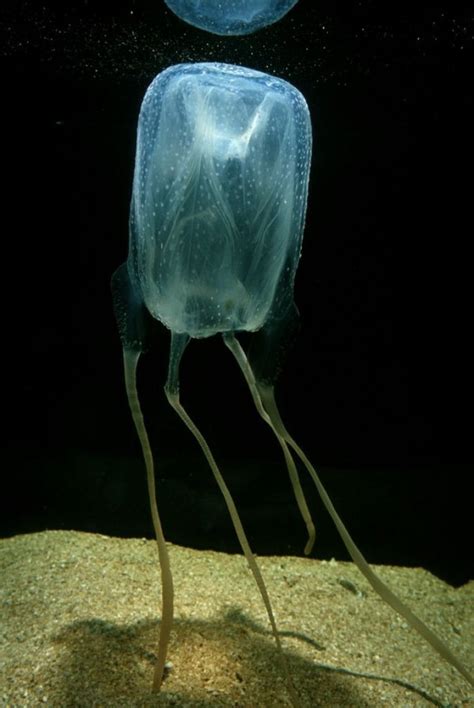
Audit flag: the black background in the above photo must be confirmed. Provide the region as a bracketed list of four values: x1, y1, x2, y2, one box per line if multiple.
[1, 0, 472, 585]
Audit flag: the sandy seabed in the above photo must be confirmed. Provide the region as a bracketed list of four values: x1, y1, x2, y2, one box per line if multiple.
[0, 531, 472, 707]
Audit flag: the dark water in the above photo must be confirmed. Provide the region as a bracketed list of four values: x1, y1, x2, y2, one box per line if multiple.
[1, 1, 472, 585]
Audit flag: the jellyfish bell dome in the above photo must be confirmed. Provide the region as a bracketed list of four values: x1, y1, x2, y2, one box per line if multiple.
[128, 62, 312, 339]
[164, 0, 299, 36]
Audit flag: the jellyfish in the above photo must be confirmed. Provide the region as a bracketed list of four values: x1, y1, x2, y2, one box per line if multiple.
[164, 0, 299, 36]
[111, 62, 473, 700]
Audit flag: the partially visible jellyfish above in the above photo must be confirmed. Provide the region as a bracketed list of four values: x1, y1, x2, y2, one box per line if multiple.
[164, 0, 299, 35]
[111, 62, 474, 701]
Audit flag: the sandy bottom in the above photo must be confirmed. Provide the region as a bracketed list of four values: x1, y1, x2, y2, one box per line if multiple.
[0, 531, 472, 707]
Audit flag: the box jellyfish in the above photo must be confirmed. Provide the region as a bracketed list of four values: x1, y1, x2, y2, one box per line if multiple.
[112, 62, 473, 700]
[164, 0, 299, 35]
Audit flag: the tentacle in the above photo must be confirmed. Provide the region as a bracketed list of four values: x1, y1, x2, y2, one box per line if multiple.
[227, 334, 474, 689]
[224, 332, 315, 555]
[164, 333, 300, 707]
[123, 348, 174, 690]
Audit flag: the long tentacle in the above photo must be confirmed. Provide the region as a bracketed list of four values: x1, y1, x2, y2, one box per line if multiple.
[123, 348, 174, 690]
[225, 335, 474, 689]
[164, 383, 300, 707]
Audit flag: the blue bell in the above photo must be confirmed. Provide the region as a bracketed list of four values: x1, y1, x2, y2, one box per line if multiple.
[164, 0, 299, 36]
